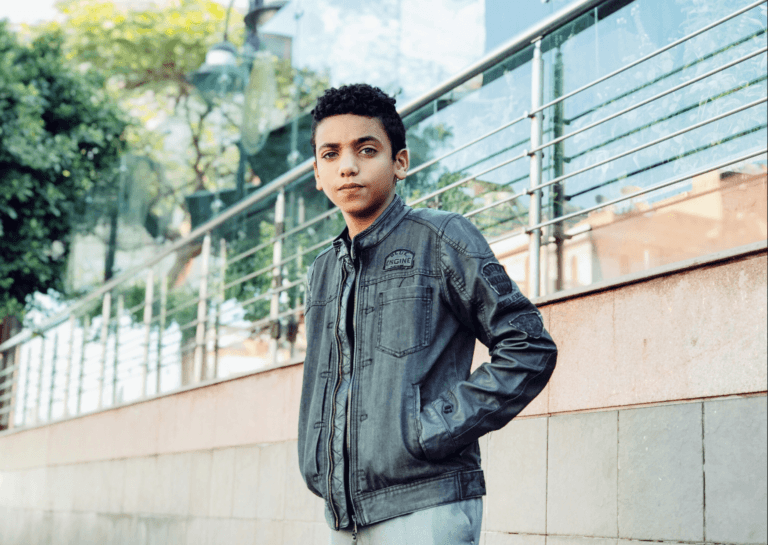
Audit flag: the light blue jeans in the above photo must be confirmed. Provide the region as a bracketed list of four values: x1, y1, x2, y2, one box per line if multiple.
[329, 498, 483, 545]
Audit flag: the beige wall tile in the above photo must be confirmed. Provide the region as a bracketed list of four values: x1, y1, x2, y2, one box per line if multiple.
[48, 464, 76, 512]
[0, 426, 49, 471]
[254, 519, 283, 543]
[485, 417, 547, 534]
[284, 440, 324, 522]
[72, 462, 105, 512]
[209, 448, 236, 518]
[547, 290, 616, 413]
[19, 467, 47, 510]
[154, 452, 192, 516]
[122, 455, 158, 515]
[229, 518, 257, 545]
[188, 451, 213, 518]
[283, 520, 315, 545]
[256, 442, 287, 520]
[612, 255, 767, 406]
[158, 387, 218, 455]
[232, 445, 260, 519]
[312, 521, 331, 545]
[100, 459, 126, 514]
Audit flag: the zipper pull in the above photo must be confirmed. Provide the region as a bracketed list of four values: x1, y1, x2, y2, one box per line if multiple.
[352, 520, 358, 543]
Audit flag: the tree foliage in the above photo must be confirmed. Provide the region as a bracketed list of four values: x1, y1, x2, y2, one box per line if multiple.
[0, 22, 128, 319]
[46, 0, 328, 229]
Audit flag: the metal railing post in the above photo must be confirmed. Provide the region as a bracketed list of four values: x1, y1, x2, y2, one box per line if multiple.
[20, 345, 32, 426]
[63, 315, 76, 416]
[112, 293, 124, 405]
[194, 234, 212, 383]
[77, 315, 89, 415]
[141, 270, 154, 397]
[157, 273, 168, 394]
[47, 331, 59, 421]
[270, 190, 286, 366]
[528, 38, 544, 299]
[34, 336, 45, 424]
[552, 39, 566, 292]
[2, 342, 21, 429]
[213, 239, 227, 379]
[98, 291, 111, 409]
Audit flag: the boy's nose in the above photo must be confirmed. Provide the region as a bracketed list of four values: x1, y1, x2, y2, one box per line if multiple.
[339, 153, 359, 177]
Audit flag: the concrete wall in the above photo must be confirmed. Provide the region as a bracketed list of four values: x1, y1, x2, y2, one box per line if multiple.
[0, 251, 765, 545]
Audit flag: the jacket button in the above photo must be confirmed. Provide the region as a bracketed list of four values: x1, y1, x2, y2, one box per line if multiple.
[360, 414, 368, 421]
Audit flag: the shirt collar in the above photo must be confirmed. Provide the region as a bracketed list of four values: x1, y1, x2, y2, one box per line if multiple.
[333, 194, 409, 260]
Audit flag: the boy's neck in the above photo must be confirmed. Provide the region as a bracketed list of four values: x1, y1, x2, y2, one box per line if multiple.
[343, 192, 397, 239]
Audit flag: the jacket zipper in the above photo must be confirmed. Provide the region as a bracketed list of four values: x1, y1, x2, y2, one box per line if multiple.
[326, 265, 347, 530]
[346, 266, 360, 531]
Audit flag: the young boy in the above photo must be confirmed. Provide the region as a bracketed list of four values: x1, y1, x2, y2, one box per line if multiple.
[298, 84, 557, 545]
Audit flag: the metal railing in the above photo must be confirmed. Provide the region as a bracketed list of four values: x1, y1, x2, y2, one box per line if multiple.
[0, 0, 765, 429]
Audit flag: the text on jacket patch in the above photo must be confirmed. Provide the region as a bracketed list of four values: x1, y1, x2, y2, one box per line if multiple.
[384, 250, 415, 271]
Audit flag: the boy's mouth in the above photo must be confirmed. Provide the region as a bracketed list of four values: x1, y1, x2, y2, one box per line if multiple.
[339, 183, 364, 191]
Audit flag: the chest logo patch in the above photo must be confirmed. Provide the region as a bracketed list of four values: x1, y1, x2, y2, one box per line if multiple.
[384, 250, 414, 271]
[482, 262, 515, 296]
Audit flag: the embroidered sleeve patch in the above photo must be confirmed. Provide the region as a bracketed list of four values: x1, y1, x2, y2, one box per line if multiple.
[509, 311, 544, 339]
[481, 262, 515, 296]
[384, 250, 414, 271]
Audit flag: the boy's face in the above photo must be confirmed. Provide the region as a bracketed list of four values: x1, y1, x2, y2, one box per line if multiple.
[313, 114, 408, 237]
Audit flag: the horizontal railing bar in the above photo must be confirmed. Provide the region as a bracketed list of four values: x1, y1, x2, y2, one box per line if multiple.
[531, 0, 767, 117]
[223, 262, 274, 291]
[178, 318, 204, 333]
[398, 0, 607, 120]
[227, 238, 274, 267]
[164, 297, 204, 320]
[565, 74, 768, 163]
[564, 28, 766, 126]
[567, 122, 766, 200]
[531, 97, 767, 193]
[464, 189, 528, 218]
[454, 136, 531, 178]
[0, 390, 15, 403]
[122, 301, 145, 316]
[228, 207, 341, 266]
[0, 404, 14, 417]
[225, 236, 334, 292]
[217, 278, 305, 318]
[486, 227, 528, 246]
[0, 364, 18, 379]
[528, 147, 767, 231]
[247, 305, 305, 332]
[530, 46, 768, 155]
[408, 151, 529, 207]
[409, 114, 529, 176]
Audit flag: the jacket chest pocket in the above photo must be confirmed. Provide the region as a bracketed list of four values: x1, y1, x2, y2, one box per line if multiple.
[376, 285, 433, 357]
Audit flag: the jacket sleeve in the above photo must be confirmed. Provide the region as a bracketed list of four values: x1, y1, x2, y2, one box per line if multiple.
[418, 214, 558, 461]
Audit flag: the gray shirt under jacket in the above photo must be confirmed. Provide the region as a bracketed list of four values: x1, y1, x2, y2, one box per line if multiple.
[298, 194, 558, 531]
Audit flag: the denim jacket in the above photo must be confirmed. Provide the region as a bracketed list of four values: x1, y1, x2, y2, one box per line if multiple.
[298, 194, 557, 530]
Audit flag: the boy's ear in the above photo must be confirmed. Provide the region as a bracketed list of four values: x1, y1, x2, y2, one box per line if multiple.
[313, 160, 322, 191]
[394, 148, 410, 181]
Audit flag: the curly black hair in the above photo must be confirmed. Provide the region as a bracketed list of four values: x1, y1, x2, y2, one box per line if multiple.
[310, 84, 406, 160]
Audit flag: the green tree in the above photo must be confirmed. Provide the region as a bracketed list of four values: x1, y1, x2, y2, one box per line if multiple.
[0, 23, 128, 319]
[46, 0, 328, 232]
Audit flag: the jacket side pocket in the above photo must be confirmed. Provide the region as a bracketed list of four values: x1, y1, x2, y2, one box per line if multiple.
[405, 384, 428, 461]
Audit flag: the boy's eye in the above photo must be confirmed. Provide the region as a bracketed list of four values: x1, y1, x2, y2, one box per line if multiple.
[361, 147, 377, 156]
[322, 151, 338, 160]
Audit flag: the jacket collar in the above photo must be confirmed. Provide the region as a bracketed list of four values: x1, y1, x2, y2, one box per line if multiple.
[332, 194, 409, 260]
